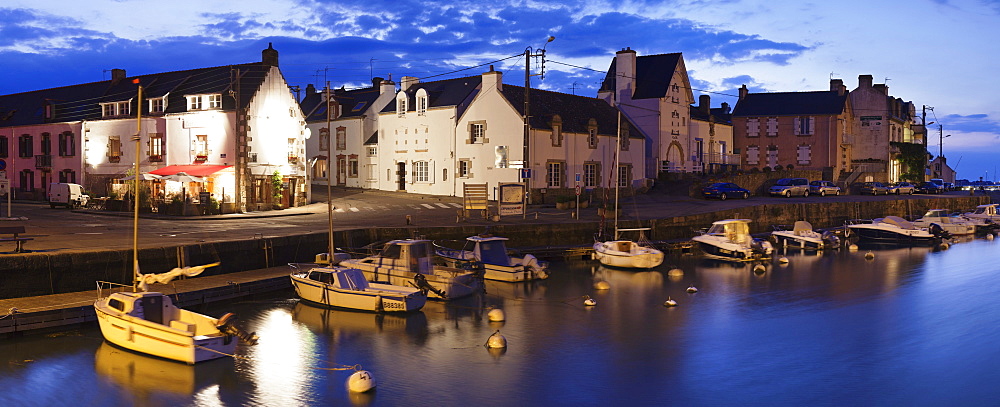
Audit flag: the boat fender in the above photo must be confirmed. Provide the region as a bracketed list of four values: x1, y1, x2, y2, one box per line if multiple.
[988, 233, 995, 241]
[347, 370, 377, 393]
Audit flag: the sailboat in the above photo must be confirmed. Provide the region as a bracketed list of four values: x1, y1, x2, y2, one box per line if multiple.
[289, 83, 427, 311]
[94, 84, 257, 364]
[592, 109, 664, 269]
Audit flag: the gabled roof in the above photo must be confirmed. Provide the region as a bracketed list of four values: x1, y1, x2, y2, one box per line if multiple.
[0, 62, 272, 127]
[690, 106, 733, 124]
[599, 53, 683, 100]
[731, 91, 848, 117]
[301, 85, 389, 123]
[380, 76, 483, 114]
[502, 85, 643, 138]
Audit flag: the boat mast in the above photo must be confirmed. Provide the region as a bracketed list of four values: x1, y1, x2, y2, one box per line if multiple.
[132, 84, 142, 291]
[614, 109, 621, 240]
[326, 82, 334, 259]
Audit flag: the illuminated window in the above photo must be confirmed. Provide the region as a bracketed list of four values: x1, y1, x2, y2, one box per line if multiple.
[108, 136, 122, 163]
[148, 133, 164, 161]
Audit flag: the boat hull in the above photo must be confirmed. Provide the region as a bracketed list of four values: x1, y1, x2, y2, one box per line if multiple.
[592, 241, 664, 269]
[290, 273, 425, 312]
[94, 300, 236, 365]
[772, 232, 826, 250]
[847, 225, 941, 246]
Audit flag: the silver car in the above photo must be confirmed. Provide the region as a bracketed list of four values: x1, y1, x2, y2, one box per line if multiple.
[769, 178, 810, 197]
[888, 181, 916, 195]
[808, 180, 841, 197]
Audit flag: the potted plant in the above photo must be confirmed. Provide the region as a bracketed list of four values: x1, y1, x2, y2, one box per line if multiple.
[555, 195, 574, 210]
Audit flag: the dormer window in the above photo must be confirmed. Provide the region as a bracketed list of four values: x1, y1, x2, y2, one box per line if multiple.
[186, 94, 222, 111]
[416, 89, 428, 116]
[148, 97, 165, 114]
[100, 101, 131, 118]
[208, 94, 222, 109]
[396, 93, 408, 117]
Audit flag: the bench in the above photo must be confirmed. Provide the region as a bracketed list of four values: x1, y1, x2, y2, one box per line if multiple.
[0, 226, 32, 253]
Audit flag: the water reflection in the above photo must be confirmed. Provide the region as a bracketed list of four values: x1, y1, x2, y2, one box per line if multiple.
[94, 342, 229, 404]
[293, 302, 429, 344]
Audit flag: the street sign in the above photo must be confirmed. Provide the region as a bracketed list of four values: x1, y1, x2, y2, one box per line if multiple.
[575, 173, 581, 183]
[520, 168, 532, 179]
[575, 185, 581, 196]
[0, 179, 8, 196]
[0, 159, 6, 171]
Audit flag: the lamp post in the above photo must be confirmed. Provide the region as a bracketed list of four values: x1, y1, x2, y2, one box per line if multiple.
[523, 36, 554, 203]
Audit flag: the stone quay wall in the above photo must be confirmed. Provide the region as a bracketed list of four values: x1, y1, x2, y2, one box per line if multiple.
[0, 195, 988, 299]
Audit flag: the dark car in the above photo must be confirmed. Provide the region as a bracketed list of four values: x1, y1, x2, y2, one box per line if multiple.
[701, 182, 750, 200]
[887, 181, 916, 195]
[856, 182, 889, 195]
[916, 182, 945, 194]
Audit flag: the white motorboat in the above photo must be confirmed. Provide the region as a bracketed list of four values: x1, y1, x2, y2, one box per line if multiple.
[771, 220, 840, 250]
[341, 239, 484, 300]
[965, 204, 1000, 223]
[95, 84, 256, 364]
[290, 265, 426, 312]
[846, 216, 950, 245]
[435, 234, 549, 282]
[911, 209, 976, 236]
[593, 229, 665, 269]
[692, 219, 774, 261]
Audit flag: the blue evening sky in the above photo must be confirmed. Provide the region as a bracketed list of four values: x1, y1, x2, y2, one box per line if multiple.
[2, 0, 998, 181]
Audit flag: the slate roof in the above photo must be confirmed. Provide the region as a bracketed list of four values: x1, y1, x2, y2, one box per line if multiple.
[731, 91, 848, 117]
[0, 62, 272, 127]
[502, 85, 643, 139]
[300, 85, 389, 123]
[598, 53, 683, 100]
[379, 76, 483, 115]
[690, 106, 733, 124]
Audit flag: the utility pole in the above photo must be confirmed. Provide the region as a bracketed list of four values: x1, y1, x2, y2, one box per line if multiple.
[522, 36, 554, 204]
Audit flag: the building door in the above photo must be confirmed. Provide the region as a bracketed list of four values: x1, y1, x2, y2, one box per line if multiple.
[396, 162, 406, 191]
[336, 156, 346, 185]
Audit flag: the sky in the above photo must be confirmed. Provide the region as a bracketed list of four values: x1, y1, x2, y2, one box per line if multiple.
[2, 0, 998, 182]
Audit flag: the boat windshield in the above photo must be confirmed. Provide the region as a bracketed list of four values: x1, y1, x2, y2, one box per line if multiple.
[477, 240, 511, 266]
[923, 210, 947, 218]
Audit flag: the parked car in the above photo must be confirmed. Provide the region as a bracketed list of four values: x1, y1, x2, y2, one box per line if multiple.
[856, 182, 889, 195]
[916, 181, 945, 194]
[887, 181, 916, 195]
[768, 178, 810, 197]
[808, 180, 841, 197]
[47, 183, 90, 209]
[701, 182, 750, 200]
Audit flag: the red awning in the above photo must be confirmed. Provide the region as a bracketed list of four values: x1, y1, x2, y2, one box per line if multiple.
[149, 165, 233, 177]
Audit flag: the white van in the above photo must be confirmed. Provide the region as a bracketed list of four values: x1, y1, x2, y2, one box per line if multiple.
[48, 183, 90, 208]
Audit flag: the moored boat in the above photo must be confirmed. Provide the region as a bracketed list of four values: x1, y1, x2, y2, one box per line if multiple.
[341, 239, 484, 300]
[592, 231, 665, 269]
[911, 209, 976, 236]
[435, 234, 549, 282]
[290, 265, 426, 312]
[692, 219, 773, 261]
[846, 216, 950, 245]
[771, 220, 840, 250]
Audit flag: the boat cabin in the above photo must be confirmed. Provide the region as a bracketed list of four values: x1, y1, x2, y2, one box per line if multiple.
[468, 235, 513, 267]
[308, 267, 371, 291]
[358, 240, 434, 275]
[706, 219, 753, 244]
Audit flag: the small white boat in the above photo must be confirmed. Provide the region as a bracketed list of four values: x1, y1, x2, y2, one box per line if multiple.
[435, 234, 549, 282]
[771, 220, 840, 250]
[341, 239, 484, 300]
[964, 204, 1000, 223]
[692, 219, 773, 261]
[592, 229, 665, 269]
[846, 216, 950, 245]
[94, 288, 254, 364]
[290, 265, 426, 312]
[911, 209, 976, 236]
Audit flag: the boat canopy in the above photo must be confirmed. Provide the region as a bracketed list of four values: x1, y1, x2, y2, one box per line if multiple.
[881, 216, 916, 230]
[793, 221, 813, 235]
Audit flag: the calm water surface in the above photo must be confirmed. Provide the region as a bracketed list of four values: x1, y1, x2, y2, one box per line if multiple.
[2, 237, 1000, 406]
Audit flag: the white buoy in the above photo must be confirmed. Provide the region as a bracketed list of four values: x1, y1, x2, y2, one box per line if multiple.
[486, 330, 507, 348]
[987, 233, 995, 241]
[686, 285, 698, 293]
[778, 256, 789, 264]
[487, 308, 505, 322]
[668, 268, 684, 277]
[865, 251, 875, 260]
[347, 370, 376, 393]
[753, 264, 766, 273]
[848, 244, 859, 251]
[583, 295, 597, 306]
[593, 281, 611, 290]
[663, 297, 678, 307]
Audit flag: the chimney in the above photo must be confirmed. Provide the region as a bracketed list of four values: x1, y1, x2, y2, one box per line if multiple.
[482, 65, 502, 92]
[111, 69, 127, 84]
[401, 76, 419, 91]
[858, 74, 873, 89]
[698, 94, 711, 115]
[262, 42, 279, 66]
[739, 84, 748, 100]
[873, 84, 888, 95]
[305, 83, 316, 96]
[615, 47, 637, 103]
[721, 102, 730, 114]
[830, 78, 846, 96]
[380, 78, 396, 95]
[372, 77, 384, 88]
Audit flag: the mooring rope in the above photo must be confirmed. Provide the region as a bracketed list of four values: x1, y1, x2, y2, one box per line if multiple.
[195, 345, 363, 371]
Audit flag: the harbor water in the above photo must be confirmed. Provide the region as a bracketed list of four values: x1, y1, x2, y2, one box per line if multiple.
[2, 237, 1000, 406]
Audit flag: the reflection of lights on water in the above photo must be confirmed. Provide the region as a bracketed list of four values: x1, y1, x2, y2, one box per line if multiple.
[192, 384, 222, 406]
[249, 308, 317, 406]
